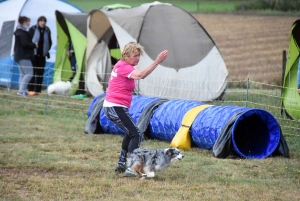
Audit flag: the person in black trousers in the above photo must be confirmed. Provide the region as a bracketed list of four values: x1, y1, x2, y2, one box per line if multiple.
[67, 40, 77, 81]
[28, 16, 52, 95]
[67, 39, 85, 95]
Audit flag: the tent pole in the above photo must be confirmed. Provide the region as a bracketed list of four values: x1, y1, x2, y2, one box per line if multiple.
[282, 50, 286, 87]
[44, 92, 49, 115]
[245, 78, 249, 108]
[137, 80, 140, 95]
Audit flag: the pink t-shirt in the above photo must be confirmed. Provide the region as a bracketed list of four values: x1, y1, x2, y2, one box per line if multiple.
[105, 60, 136, 108]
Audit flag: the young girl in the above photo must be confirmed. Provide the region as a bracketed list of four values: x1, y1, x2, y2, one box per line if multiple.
[14, 16, 38, 96]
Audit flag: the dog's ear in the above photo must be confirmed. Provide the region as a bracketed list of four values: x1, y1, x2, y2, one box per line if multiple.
[166, 148, 175, 156]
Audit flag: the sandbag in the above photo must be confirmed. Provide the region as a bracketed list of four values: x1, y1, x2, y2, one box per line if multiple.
[170, 105, 212, 150]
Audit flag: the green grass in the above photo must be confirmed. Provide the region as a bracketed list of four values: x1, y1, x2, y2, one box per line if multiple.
[66, 0, 300, 17]
[194, 1, 241, 12]
[67, 0, 243, 13]
[0, 88, 300, 200]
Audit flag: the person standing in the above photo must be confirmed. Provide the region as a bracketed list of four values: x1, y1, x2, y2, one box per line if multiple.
[67, 39, 77, 81]
[28, 16, 52, 95]
[67, 39, 85, 96]
[103, 42, 168, 175]
[14, 16, 38, 97]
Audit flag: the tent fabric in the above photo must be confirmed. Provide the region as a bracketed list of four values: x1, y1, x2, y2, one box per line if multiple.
[105, 6, 149, 40]
[58, 12, 88, 36]
[0, 0, 28, 88]
[0, 20, 15, 87]
[85, 40, 111, 97]
[292, 20, 300, 50]
[85, 3, 228, 101]
[0, 21, 14, 58]
[0, 0, 82, 89]
[54, 10, 88, 95]
[281, 19, 300, 119]
[138, 5, 215, 69]
[102, 4, 132, 10]
[52, 20, 70, 82]
[85, 10, 116, 96]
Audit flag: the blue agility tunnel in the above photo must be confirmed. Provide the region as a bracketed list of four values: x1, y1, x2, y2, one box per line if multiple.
[98, 95, 161, 135]
[231, 109, 281, 158]
[149, 99, 203, 141]
[190, 106, 248, 149]
[87, 94, 287, 159]
[190, 106, 281, 159]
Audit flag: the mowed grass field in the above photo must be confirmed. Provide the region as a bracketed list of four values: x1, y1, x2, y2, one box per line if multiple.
[68, 0, 241, 13]
[1, 89, 300, 200]
[194, 14, 298, 85]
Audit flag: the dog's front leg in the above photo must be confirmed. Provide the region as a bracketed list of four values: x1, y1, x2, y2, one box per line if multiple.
[134, 164, 147, 180]
[145, 172, 155, 178]
[143, 166, 155, 178]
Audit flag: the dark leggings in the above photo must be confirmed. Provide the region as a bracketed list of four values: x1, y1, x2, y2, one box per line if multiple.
[104, 106, 141, 165]
[28, 55, 46, 93]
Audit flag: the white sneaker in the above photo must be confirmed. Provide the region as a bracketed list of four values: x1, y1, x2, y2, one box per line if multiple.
[17, 92, 28, 97]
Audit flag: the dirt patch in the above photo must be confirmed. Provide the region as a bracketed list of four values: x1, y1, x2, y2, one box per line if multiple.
[193, 14, 298, 84]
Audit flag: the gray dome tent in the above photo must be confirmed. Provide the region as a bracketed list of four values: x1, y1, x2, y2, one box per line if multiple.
[86, 3, 228, 101]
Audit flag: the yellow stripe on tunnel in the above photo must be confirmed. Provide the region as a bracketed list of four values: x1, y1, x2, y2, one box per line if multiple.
[170, 105, 213, 150]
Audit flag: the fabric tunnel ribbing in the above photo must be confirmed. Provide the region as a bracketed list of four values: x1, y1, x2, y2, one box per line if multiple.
[86, 94, 288, 159]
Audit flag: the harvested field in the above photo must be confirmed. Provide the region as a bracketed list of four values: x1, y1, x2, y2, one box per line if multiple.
[193, 14, 298, 84]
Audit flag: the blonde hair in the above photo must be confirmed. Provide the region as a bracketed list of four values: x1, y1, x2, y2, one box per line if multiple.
[122, 42, 144, 60]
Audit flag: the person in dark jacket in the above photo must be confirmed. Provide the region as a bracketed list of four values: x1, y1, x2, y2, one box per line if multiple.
[67, 40, 77, 81]
[14, 16, 38, 97]
[67, 39, 85, 95]
[28, 16, 52, 95]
